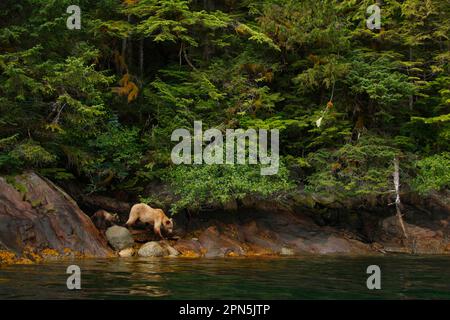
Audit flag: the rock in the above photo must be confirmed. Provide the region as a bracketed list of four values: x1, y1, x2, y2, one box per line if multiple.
[166, 246, 180, 256]
[118, 247, 135, 257]
[239, 220, 283, 254]
[199, 226, 245, 258]
[105, 226, 134, 251]
[0, 172, 112, 261]
[280, 247, 295, 256]
[378, 215, 450, 254]
[129, 228, 159, 243]
[160, 241, 180, 256]
[173, 239, 205, 257]
[176, 210, 375, 256]
[381, 216, 405, 237]
[138, 241, 167, 257]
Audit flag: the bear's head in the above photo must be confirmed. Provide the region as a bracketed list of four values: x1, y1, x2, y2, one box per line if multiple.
[110, 213, 120, 223]
[163, 217, 174, 234]
[104, 211, 119, 223]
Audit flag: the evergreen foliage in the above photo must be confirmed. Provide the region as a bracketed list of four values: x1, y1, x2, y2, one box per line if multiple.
[0, 0, 448, 211]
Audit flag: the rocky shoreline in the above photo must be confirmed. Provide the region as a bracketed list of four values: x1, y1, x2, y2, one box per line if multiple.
[1, 172, 449, 264]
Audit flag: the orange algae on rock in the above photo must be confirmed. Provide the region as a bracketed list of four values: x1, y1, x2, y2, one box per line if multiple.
[226, 251, 240, 257]
[180, 250, 201, 258]
[41, 248, 60, 256]
[0, 251, 17, 264]
[0, 250, 34, 265]
[22, 246, 43, 262]
[14, 258, 34, 265]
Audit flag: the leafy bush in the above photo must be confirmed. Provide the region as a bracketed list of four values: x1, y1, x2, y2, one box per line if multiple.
[9, 141, 56, 168]
[164, 162, 294, 213]
[82, 123, 145, 191]
[413, 153, 450, 194]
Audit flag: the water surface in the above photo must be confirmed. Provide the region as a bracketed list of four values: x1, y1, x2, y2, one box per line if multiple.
[0, 256, 449, 299]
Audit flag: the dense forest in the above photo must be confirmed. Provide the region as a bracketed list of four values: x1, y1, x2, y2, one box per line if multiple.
[0, 0, 449, 213]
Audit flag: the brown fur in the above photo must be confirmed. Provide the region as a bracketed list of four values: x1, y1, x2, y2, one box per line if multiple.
[92, 209, 119, 230]
[125, 203, 173, 239]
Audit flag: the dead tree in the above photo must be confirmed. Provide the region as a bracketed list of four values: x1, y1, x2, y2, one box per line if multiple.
[393, 157, 408, 239]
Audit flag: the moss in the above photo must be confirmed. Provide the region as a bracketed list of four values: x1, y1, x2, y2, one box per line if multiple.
[30, 199, 43, 208]
[5, 176, 28, 200]
[5, 175, 54, 212]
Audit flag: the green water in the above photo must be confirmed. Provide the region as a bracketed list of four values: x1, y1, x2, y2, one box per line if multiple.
[0, 256, 449, 299]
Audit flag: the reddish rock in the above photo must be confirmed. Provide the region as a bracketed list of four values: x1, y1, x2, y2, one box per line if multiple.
[238, 221, 284, 253]
[198, 226, 245, 257]
[173, 239, 205, 257]
[0, 172, 112, 260]
[379, 216, 450, 254]
[173, 209, 374, 257]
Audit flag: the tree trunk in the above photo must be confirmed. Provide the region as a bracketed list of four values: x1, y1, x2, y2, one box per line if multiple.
[393, 157, 408, 239]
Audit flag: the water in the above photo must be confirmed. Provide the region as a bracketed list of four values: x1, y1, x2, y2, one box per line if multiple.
[0, 256, 449, 299]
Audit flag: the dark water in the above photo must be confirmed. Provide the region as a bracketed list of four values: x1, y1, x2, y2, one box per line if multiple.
[0, 256, 449, 299]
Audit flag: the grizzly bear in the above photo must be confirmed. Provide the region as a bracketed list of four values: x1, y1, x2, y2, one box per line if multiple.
[92, 209, 120, 230]
[125, 203, 173, 239]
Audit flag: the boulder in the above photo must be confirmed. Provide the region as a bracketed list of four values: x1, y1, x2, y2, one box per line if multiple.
[280, 247, 295, 256]
[0, 172, 112, 261]
[118, 247, 135, 257]
[137, 241, 179, 257]
[173, 239, 205, 257]
[105, 226, 134, 251]
[159, 240, 180, 256]
[138, 241, 167, 257]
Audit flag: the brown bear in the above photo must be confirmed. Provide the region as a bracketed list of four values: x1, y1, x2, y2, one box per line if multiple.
[92, 209, 120, 230]
[125, 203, 173, 239]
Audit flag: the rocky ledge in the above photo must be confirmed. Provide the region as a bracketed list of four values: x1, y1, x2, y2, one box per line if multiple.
[171, 209, 373, 257]
[102, 202, 450, 258]
[1, 172, 449, 263]
[102, 210, 371, 259]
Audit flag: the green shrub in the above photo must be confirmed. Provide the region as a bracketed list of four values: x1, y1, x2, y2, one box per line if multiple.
[413, 153, 450, 194]
[164, 162, 294, 213]
[9, 141, 56, 168]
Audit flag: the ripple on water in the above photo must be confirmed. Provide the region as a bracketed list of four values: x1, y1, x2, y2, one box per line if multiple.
[0, 255, 449, 299]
